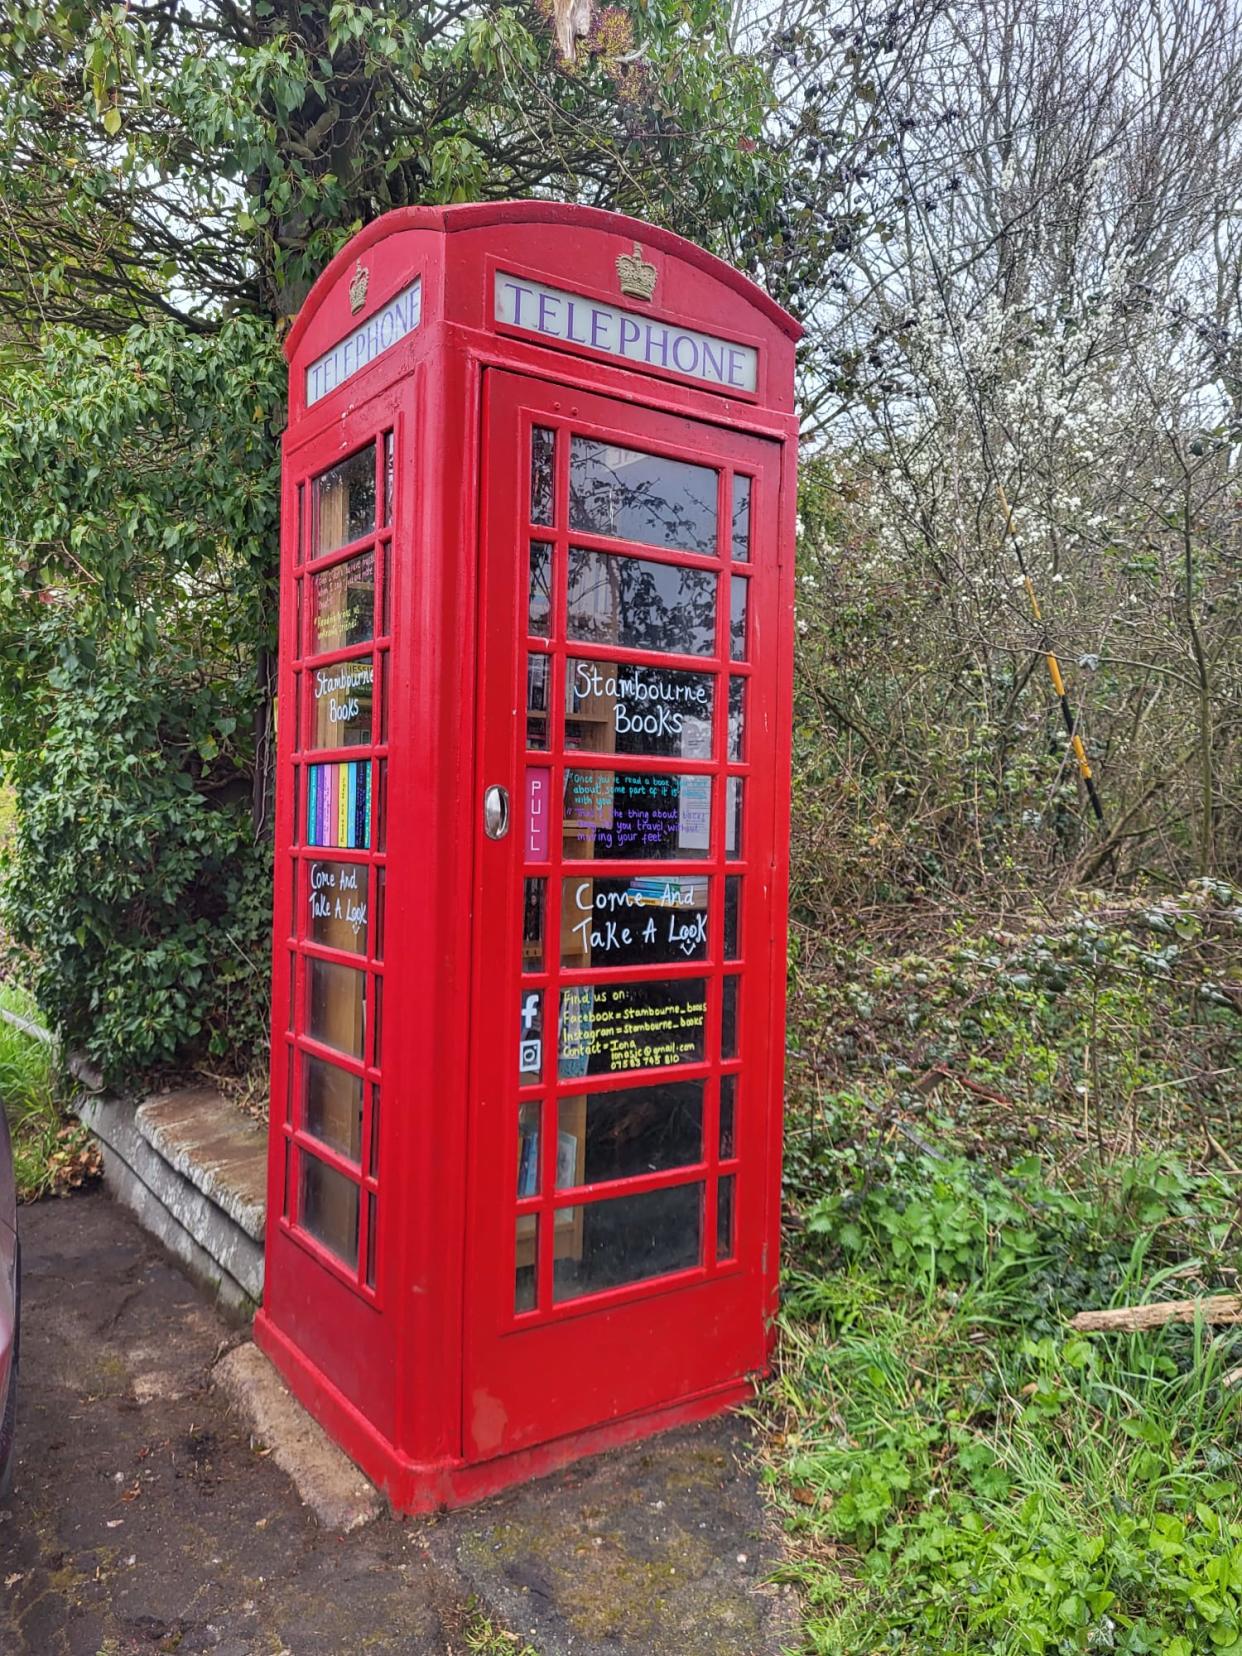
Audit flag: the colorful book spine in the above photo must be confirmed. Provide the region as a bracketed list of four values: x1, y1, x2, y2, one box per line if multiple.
[306, 760, 372, 849]
[518, 1131, 538, 1197]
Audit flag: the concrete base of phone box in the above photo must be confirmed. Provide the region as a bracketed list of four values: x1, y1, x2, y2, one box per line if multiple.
[253, 1307, 760, 1514]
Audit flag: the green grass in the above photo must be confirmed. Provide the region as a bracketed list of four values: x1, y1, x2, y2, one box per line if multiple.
[0, 981, 98, 1200]
[762, 1134, 1242, 1654]
[462, 1609, 541, 1656]
[767, 886, 1242, 1652]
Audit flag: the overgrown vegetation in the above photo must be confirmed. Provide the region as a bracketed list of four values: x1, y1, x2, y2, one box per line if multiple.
[0, 322, 280, 1086]
[763, 869, 1242, 1650]
[0, 983, 99, 1201]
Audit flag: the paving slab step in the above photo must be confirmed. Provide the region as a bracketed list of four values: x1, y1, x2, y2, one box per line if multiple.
[82, 1088, 267, 1317]
[136, 1087, 267, 1242]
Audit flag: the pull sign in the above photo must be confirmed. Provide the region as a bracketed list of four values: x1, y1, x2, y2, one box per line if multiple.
[307, 278, 422, 406]
[494, 273, 758, 393]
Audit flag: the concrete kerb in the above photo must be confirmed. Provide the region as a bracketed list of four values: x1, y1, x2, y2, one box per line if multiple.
[213, 1341, 382, 1533]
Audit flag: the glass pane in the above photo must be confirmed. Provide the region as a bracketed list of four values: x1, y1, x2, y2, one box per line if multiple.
[527, 653, 550, 750]
[372, 974, 383, 1068]
[567, 548, 716, 656]
[310, 658, 374, 749]
[307, 957, 365, 1060]
[553, 1182, 702, 1302]
[731, 476, 751, 562]
[376, 758, 387, 852]
[528, 541, 552, 638]
[306, 761, 371, 850]
[723, 876, 741, 960]
[730, 576, 749, 661]
[558, 979, 706, 1078]
[294, 580, 303, 661]
[299, 1152, 359, 1266]
[569, 437, 716, 555]
[515, 1216, 537, 1312]
[379, 651, 389, 744]
[381, 544, 391, 635]
[314, 444, 376, 557]
[374, 867, 385, 960]
[304, 1053, 362, 1161]
[365, 1192, 377, 1288]
[523, 878, 545, 971]
[726, 776, 744, 858]
[719, 1075, 735, 1158]
[518, 1101, 540, 1197]
[307, 858, 368, 954]
[565, 659, 714, 761]
[519, 989, 544, 1082]
[383, 432, 394, 526]
[562, 875, 708, 969]
[554, 1114, 583, 1189]
[563, 770, 712, 861]
[717, 1174, 736, 1259]
[310, 550, 374, 655]
[721, 976, 739, 1060]
[369, 1083, 381, 1178]
[530, 427, 556, 526]
[728, 677, 746, 762]
[557, 1081, 703, 1188]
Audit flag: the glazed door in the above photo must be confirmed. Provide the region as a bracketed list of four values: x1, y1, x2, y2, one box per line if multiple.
[464, 371, 783, 1462]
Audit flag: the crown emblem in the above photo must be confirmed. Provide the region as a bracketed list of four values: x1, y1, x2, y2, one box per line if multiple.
[348, 261, 370, 314]
[616, 243, 657, 301]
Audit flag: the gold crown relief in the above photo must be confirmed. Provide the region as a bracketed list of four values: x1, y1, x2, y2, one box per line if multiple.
[616, 243, 657, 301]
[349, 261, 370, 314]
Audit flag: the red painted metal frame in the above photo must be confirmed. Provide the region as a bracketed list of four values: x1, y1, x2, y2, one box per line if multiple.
[465, 375, 783, 1463]
[256, 202, 800, 1514]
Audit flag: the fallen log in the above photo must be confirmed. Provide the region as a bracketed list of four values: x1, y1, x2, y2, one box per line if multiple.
[1070, 1296, 1242, 1333]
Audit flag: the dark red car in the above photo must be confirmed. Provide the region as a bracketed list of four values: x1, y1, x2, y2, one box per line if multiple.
[0, 1103, 18, 1496]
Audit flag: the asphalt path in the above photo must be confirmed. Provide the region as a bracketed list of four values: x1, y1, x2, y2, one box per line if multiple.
[0, 1191, 470, 1655]
[0, 1187, 794, 1656]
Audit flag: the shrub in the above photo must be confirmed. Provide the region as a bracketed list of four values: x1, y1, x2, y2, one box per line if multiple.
[0, 319, 281, 1088]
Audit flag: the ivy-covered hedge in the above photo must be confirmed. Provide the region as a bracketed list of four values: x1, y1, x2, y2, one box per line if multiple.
[0, 320, 282, 1087]
[3, 657, 272, 1079]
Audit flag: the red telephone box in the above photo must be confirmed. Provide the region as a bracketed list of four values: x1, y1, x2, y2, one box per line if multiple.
[255, 202, 800, 1511]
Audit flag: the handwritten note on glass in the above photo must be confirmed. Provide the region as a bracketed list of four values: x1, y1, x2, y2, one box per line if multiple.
[562, 769, 712, 860]
[558, 979, 706, 1078]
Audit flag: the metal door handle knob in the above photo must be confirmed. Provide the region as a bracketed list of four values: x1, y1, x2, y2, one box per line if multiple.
[483, 784, 510, 839]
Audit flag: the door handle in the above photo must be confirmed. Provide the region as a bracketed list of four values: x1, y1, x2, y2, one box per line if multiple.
[483, 784, 510, 840]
